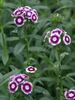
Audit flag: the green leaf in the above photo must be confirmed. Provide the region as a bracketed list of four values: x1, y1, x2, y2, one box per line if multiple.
[39, 96, 53, 100]
[34, 86, 50, 96]
[2, 47, 9, 65]
[29, 46, 46, 52]
[1, 33, 9, 65]
[0, 73, 3, 78]
[33, 5, 49, 10]
[13, 42, 25, 55]
[0, 95, 9, 100]
[60, 52, 69, 61]
[38, 77, 55, 82]
[32, 18, 49, 35]
[3, 2, 17, 8]
[0, 33, 4, 46]
[7, 37, 19, 42]
[61, 65, 72, 70]
[25, 95, 33, 100]
[67, 72, 75, 77]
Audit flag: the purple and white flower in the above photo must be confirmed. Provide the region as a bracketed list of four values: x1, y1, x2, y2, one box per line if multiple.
[11, 8, 24, 17]
[11, 6, 38, 26]
[14, 16, 26, 27]
[63, 34, 71, 45]
[64, 89, 75, 99]
[49, 34, 61, 46]
[26, 66, 37, 73]
[21, 81, 33, 95]
[8, 80, 18, 93]
[24, 6, 31, 11]
[31, 11, 38, 23]
[14, 74, 29, 84]
[51, 28, 63, 36]
[26, 10, 32, 19]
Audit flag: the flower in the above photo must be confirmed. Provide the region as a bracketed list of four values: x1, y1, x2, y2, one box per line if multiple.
[26, 10, 32, 19]
[63, 34, 71, 45]
[11, 8, 24, 17]
[49, 34, 61, 46]
[51, 28, 63, 36]
[9, 74, 29, 84]
[21, 81, 33, 95]
[11, 6, 38, 27]
[44, 28, 71, 46]
[14, 74, 29, 84]
[8, 80, 18, 93]
[14, 16, 26, 27]
[26, 66, 37, 73]
[8, 72, 34, 95]
[31, 11, 38, 23]
[64, 89, 75, 99]
[24, 6, 31, 11]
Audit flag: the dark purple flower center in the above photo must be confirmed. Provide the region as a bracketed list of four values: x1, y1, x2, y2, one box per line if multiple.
[66, 91, 75, 98]
[32, 14, 37, 21]
[15, 10, 23, 16]
[23, 83, 32, 92]
[50, 35, 59, 43]
[52, 30, 61, 35]
[15, 16, 24, 25]
[26, 11, 32, 17]
[15, 76, 24, 84]
[65, 36, 70, 42]
[28, 67, 35, 71]
[10, 82, 17, 91]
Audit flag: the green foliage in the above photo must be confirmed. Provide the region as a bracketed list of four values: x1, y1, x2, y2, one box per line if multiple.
[0, 0, 75, 100]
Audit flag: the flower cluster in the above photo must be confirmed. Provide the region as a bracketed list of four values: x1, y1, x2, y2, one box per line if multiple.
[8, 66, 37, 94]
[11, 6, 38, 27]
[64, 89, 75, 100]
[44, 28, 71, 46]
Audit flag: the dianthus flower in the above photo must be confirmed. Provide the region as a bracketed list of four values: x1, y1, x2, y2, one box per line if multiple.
[11, 6, 38, 27]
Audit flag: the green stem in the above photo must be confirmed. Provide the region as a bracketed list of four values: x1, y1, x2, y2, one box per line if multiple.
[55, 48, 63, 100]
[23, 25, 30, 66]
[59, 61, 63, 100]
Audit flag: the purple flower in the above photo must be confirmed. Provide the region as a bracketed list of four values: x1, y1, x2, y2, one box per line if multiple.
[23, 6, 32, 17]
[11, 8, 24, 17]
[49, 34, 61, 46]
[64, 89, 75, 99]
[14, 16, 26, 27]
[63, 34, 71, 45]
[11, 6, 38, 26]
[26, 66, 37, 73]
[8, 80, 18, 93]
[51, 28, 63, 36]
[31, 11, 38, 23]
[24, 6, 31, 11]
[21, 81, 33, 95]
[26, 10, 32, 19]
[14, 74, 29, 84]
